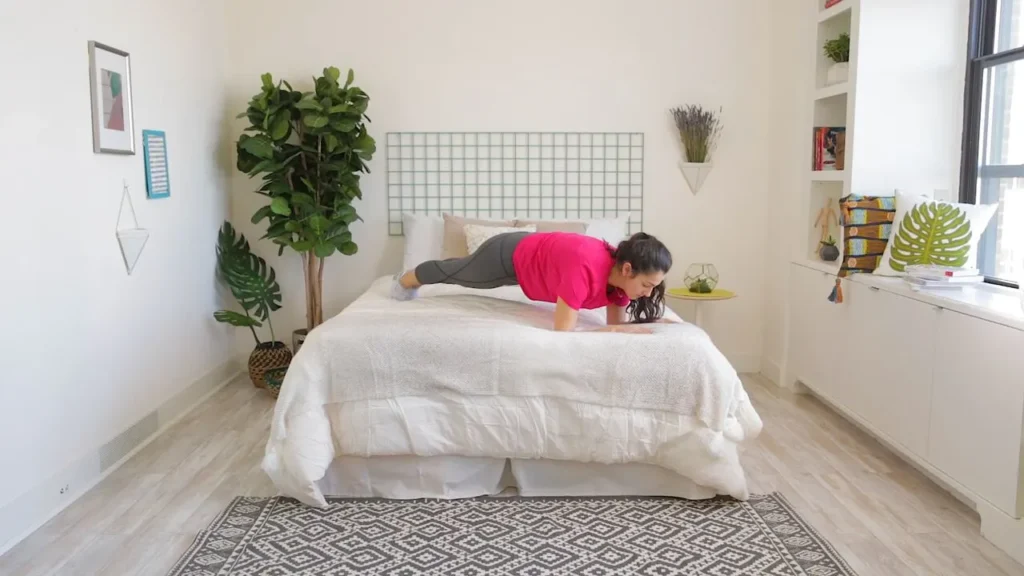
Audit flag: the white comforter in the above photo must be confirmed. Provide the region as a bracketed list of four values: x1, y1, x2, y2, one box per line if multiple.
[262, 277, 762, 507]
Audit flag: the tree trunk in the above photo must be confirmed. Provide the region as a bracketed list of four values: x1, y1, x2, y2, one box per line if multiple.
[316, 257, 325, 326]
[304, 252, 324, 331]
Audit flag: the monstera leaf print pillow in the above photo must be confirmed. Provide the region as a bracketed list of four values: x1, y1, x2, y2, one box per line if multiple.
[873, 190, 998, 276]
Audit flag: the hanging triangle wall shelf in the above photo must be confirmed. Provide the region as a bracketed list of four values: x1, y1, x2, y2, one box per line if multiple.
[115, 181, 149, 275]
[680, 162, 713, 195]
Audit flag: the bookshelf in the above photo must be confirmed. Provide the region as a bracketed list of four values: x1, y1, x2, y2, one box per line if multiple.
[816, 0, 852, 24]
[814, 82, 849, 101]
[802, 0, 855, 265]
[797, 0, 965, 268]
[809, 170, 844, 183]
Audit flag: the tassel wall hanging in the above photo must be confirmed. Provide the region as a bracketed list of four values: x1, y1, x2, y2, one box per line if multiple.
[826, 278, 844, 303]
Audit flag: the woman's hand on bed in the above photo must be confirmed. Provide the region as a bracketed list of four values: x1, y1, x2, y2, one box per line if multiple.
[587, 324, 653, 334]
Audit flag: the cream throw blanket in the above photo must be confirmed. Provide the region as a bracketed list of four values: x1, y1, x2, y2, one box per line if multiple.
[263, 278, 763, 507]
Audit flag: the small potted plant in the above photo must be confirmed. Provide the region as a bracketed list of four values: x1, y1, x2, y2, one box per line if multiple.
[670, 105, 723, 194]
[212, 221, 291, 393]
[684, 263, 719, 294]
[823, 33, 850, 86]
[819, 236, 840, 261]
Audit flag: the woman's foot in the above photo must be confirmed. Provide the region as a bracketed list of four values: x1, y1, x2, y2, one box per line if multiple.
[390, 271, 419, 301]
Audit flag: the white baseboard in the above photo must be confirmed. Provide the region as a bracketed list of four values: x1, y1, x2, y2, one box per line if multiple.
[0, 360, 240, 557]
[759, 357, 781, 386]
[978, 501, 1024, 567]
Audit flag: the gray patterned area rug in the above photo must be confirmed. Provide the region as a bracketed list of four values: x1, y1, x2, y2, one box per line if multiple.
[167, 494, 856, 575]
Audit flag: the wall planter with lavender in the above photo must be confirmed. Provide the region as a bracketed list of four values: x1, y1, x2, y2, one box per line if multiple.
[824, 33, 850, 86]
[671, 105, 723, 195]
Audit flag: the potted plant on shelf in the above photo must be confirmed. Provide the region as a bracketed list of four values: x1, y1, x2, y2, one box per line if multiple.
[212, 221, 291, 393]
[823, 33, 850, 86]
[235, 66, 376, 352]
[670, 104, 723, 195]
[819, 236, 840, 262]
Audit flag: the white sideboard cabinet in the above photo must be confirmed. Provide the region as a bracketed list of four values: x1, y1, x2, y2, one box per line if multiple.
[785, 261, 1024, 563]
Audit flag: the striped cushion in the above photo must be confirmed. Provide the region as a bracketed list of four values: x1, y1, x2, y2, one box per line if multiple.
[838, 195, 896, 277]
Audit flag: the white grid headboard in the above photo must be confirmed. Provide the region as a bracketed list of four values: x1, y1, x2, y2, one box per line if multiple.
[386, 132, 644, 235]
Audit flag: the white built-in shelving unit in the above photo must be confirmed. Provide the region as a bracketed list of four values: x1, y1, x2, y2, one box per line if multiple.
[798, 0, 967, 274]
[800, 0, 855, 273]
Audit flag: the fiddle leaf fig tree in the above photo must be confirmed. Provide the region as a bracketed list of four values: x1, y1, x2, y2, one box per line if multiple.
[236, 67, 375, 330]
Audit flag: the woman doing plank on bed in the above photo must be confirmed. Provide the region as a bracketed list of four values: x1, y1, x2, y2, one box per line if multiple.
[391, 231, 672, 332]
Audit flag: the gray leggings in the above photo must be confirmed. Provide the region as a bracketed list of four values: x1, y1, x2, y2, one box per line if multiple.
[414, 232, 529, 289]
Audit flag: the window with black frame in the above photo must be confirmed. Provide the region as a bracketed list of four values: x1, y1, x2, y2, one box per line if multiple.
[963, 0, 1024, 288]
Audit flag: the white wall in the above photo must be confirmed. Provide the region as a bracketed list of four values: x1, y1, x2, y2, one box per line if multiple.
[225, 0, 777, 371]
[0, 0, 233, 546]
[761, 0, 815, 383]
[851, 0, 967, 200]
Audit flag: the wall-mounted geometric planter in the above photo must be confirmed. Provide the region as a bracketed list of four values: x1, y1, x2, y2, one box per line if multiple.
[679, 162, 713, 195]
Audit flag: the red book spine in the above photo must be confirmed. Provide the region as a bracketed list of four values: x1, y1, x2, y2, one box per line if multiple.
[814, 129, 823, 170]
[824, 0, 843, 8]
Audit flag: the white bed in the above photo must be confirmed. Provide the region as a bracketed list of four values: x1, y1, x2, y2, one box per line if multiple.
[262, 277, 763, 508]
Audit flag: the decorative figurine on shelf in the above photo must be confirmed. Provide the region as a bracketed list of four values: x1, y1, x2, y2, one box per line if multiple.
[684, 263, 719, 294]
[819, 236, 840, 261]
[814, 197, 839, 245]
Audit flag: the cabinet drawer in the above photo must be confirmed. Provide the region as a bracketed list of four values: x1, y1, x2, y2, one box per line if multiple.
[788, 264, 847, 401]
[930, 309, 1024, 516]
[843, 281, 935, 458]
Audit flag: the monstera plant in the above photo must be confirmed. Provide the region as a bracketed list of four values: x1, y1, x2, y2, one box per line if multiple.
[213, 221, 291, 392]
[235, 67, 375, 348]
[888, 202, 972, 272]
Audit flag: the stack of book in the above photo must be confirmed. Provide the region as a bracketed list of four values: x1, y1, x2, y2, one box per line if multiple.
[903, 264, 984, 291]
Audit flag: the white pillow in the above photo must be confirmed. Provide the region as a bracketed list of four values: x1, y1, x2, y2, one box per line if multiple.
[585, 213, 631, 245]
[874, 190, 997, 276]
[464, 224, 535, 254]
[401, 213, 445, 272]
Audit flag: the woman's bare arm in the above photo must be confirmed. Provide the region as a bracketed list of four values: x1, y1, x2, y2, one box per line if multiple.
[606, 304, 628, 325]
[553, 298, 580, 331]
[553, 299, 651, 333]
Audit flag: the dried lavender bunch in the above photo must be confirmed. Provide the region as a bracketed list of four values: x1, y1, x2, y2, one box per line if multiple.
[671, 105, 723, 163]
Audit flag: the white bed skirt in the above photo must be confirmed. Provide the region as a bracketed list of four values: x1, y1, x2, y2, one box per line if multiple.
[315, 456, 716, 500]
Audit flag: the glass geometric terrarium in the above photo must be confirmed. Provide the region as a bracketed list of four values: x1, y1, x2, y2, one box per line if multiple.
[684, 263, 719, 294]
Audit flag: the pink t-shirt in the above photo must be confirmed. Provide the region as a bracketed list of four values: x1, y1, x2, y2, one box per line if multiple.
[512, 232, 631, 310]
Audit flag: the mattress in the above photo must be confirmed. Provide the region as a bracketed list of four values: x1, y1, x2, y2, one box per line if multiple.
[263, 277, 762, 507]
[315, 456, 715, 500]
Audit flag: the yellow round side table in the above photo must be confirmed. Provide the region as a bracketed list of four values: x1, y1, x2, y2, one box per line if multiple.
[666, 287, 737, 328]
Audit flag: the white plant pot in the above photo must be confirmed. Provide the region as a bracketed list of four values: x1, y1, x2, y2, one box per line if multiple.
[826, 62, 849, 86]
[679, 162, 713, 195]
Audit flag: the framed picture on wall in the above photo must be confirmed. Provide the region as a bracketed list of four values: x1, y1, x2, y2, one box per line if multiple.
[88, 41, 135, 154]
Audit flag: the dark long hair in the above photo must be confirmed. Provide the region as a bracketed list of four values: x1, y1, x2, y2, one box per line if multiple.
[608, 232, 672, 323]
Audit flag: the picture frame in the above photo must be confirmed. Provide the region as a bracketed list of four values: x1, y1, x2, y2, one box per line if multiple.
[142, 129, 170, 199]
[88, 41, 135, 154]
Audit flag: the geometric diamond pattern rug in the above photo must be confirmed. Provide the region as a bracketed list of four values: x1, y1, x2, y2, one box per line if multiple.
[166, 493, 857, 575]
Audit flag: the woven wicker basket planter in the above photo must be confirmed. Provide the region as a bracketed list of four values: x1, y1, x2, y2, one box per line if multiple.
[248, 341, 292, 392]
[263, 366, 288, 399]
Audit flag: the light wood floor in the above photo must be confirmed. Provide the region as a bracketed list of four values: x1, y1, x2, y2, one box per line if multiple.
[1, 375, 1022, 575]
